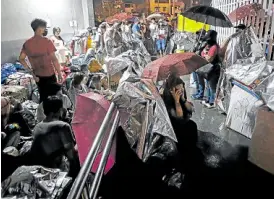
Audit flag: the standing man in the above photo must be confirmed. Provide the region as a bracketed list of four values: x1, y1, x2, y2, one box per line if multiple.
[19, 18, 63, 103]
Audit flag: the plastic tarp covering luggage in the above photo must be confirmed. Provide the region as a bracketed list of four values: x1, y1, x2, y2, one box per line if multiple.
[104, 50, 149, 77]
[113, 74, 177, 163]
[225, 83, 264, 138]
[1, 166, 71, 199]
[249, 106, 274, 175]
[225, 61, 274, 86]
[166, 32, 196, 54]
[104, 23, 126, 57]
[216, 27, 268, 113]
[103, 22, 151, 61]
[224, 27, 266, 68]
[254, 72, 274, 111]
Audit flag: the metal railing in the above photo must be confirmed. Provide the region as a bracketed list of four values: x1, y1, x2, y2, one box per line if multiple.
[67, 102, 119, 199]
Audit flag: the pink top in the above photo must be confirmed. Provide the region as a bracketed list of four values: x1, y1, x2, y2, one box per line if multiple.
[201, 44, 219, 58]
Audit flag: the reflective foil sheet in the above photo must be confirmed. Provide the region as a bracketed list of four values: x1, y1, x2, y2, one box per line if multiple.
[254, 72, 274, 111]
[225, 27, 265, 68]
[166, 31, 196, 54]
[216, 27, 271, 113]
[1, 166, 71, 199]
[105, 50, 150, 77]
[113, 76, 177, 163]
[225, 61, 274, 86]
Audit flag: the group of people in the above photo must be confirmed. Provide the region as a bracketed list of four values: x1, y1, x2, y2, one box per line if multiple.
[123, 17, 174, 57]
[2, 19, 92, 181]
[1, 13, 253, 198]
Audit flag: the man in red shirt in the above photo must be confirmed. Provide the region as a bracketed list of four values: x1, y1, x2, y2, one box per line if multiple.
[19, 19, 63, 103]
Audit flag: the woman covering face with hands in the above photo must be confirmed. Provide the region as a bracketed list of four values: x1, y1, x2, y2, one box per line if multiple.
[162, 74, 202, 175]
[164, 74, 193, 119]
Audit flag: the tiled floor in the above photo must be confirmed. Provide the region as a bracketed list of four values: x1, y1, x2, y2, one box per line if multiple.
[182, 75, 250, 147]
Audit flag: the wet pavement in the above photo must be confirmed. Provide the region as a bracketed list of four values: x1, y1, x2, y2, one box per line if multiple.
[182, 75, 250, 147]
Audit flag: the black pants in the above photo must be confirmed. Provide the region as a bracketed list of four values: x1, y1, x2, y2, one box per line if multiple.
[36, 75, 57, 103]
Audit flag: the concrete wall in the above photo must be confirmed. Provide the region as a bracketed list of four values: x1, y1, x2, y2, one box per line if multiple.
[1, 0, 89, 64]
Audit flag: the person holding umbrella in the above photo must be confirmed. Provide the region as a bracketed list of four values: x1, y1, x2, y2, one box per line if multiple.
[199, 30, 221, 108]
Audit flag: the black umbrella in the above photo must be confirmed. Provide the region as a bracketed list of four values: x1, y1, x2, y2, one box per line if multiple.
[182, 5, 233, 28]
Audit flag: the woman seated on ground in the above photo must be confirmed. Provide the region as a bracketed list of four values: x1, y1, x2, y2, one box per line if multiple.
[162, 74, 202, 174]
[31, 96, 80, 178]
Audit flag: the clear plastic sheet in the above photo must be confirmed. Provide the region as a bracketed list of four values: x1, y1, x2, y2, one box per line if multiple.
[1, 166, 71, 199]
[254, 72, 274, 111]
[166, 31, 196, 54]
[113, 76, 177, 163]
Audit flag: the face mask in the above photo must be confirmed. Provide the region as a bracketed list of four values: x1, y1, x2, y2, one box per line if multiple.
[43, 29, 48, 36]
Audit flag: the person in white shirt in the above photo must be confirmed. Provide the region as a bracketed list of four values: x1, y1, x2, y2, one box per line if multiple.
[121, 20, 131, 34]
[149, 18, 158, 41]
[155, 19, 168, 56]
[50, 27, 70, 64]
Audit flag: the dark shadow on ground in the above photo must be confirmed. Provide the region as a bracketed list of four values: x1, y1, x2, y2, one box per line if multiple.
[99, 127, 274, 199]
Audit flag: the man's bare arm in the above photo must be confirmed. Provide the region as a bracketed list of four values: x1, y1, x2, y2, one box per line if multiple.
[19, 51, 31, 71]
[19, 51, 39, 81]
[50, 52, 62, 82]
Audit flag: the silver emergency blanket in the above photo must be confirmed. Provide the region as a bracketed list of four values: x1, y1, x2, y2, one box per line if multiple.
[216, 27, 268, 113]
[104, 23, 126, 57]
[120, 31, 151, 63]
[113, 76, 177, 163]
[225, 61, 274, 86]
[225, 27, 266, 68]
[254, 72, 274, 111]
[166, 31, 196, 54]
[1, 166, 71, 199]
[104, 50, 150, 77]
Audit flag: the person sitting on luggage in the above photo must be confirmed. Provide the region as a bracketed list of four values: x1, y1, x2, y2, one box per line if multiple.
[36, 83, 72, 122]
[31, 96, 80, 178]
